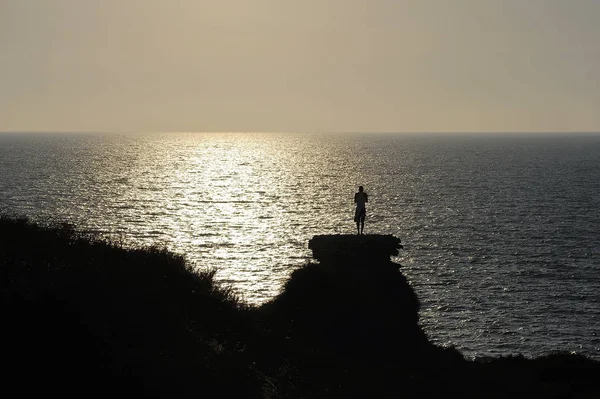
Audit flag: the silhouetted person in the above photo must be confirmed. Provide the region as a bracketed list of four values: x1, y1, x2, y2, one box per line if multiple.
[354, 186, 368, 235]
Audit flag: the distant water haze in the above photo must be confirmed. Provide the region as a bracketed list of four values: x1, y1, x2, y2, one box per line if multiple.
[0, 132, 599, 360]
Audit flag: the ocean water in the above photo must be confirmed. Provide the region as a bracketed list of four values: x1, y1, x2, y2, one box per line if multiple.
[1, 132, 599, 360]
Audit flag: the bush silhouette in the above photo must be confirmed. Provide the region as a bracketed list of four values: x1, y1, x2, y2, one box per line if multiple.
[0, 217, 265, 398]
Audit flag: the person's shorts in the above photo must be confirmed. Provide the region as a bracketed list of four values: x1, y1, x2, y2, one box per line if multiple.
[354, 208, 366, 222]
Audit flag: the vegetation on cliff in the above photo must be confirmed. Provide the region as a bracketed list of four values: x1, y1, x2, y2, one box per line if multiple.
[1, 217, 598, 398]
[0, 217, 265, 397]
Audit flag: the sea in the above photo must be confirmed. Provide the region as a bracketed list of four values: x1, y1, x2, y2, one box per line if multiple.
[1, 132, 598, 360]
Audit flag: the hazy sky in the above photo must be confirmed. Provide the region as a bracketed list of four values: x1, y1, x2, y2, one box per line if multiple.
[1, 0, 599, 133]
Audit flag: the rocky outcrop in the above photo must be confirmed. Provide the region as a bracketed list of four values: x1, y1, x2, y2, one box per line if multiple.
[308, 234, 402, 265]
[262, 234, 448, 366]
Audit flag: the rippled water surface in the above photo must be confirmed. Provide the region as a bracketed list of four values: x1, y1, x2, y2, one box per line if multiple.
[1, 132, 599, 360]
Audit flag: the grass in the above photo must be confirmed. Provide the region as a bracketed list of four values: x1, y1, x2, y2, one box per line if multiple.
[1, 216, 599, 398]
[1, 216, 265, 398]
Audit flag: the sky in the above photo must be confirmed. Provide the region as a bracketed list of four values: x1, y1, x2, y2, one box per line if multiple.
[1, 0, 599, 133]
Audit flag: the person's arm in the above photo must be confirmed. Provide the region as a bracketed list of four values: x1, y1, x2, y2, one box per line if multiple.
[354, 193, 357, 203]
[365, 193, 368, 202]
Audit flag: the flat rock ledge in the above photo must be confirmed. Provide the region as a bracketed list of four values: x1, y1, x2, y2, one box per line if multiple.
[308, 234, 402, 264]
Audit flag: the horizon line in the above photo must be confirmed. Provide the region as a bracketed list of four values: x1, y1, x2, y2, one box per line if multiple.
[2, 130, 600, 135]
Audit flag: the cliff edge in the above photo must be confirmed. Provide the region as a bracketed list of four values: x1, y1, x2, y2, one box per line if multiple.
[2, 218, 599, 398]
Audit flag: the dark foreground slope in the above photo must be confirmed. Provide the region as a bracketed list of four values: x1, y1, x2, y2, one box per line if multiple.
[0, 217, 267, 398]
[1, 219, 598, 398]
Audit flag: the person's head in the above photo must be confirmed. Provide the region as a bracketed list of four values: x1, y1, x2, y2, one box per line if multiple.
[358, 186, 364, 192]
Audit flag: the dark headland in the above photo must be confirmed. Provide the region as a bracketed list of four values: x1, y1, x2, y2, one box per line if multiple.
[1, 217, 598, 398]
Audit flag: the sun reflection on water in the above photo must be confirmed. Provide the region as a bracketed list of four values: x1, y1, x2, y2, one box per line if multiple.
[98, 133, 372, 302]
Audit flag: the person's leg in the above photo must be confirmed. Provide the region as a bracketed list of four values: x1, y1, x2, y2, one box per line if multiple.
[356, 221, 360, 235]
[360, 212, 365, 234]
